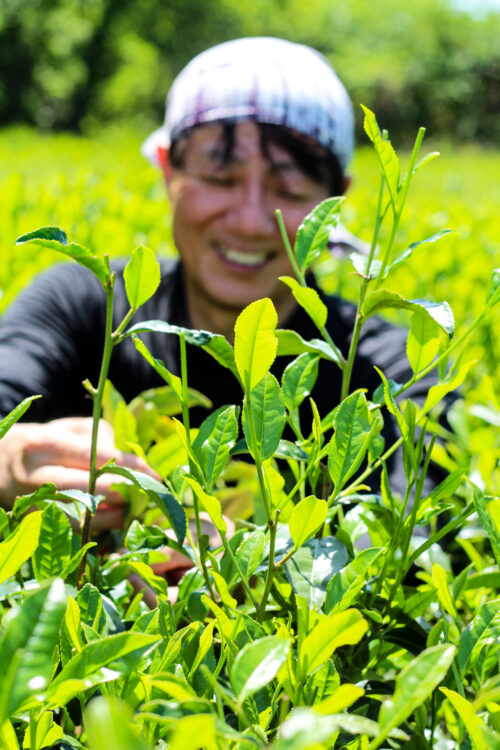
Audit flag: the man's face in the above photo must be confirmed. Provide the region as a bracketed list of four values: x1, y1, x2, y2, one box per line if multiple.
[163, 121, 331, 328]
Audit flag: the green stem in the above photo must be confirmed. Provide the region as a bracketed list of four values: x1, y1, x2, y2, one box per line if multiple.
[221, 534, 259, 609]
[376, 127, 426, 284]
[77, 271, 116, 588]
[256, 511, 279, 622]
[276, 209, 345, 367]
[245, 390, 272, 520]
[341, 173, 386, 400]
[30, 709, 37, 750]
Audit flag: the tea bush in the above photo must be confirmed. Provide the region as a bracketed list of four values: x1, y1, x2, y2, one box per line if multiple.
[1, 114, 500, 748]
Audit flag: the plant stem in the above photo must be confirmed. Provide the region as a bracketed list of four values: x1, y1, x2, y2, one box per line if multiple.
[341, 173, 385, 400]
[77, 272, 115, 587]
[276, 209, 345, 367]
[221, 535, 259, 609]
[256, 511, 279, 623]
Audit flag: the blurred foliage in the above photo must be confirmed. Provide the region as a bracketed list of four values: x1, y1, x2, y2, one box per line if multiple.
[0, 0, 498, 142]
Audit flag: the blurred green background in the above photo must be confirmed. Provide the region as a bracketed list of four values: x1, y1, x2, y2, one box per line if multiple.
[1, 0, 498, 143]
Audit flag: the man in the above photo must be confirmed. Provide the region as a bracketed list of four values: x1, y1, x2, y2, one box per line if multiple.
[0, 38, 419, 525]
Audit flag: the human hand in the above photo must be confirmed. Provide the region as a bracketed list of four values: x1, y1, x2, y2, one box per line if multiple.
[0, 416, 158, 530]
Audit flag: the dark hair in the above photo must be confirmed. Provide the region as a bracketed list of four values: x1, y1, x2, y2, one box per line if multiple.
[169, 121, 345, 196]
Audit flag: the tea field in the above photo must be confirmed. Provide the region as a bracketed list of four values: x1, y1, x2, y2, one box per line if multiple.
[2, 124, 500, 748]
[1, 125, 499, 491]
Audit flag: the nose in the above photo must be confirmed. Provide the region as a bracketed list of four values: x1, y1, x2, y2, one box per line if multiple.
[228, 176, 277, 238]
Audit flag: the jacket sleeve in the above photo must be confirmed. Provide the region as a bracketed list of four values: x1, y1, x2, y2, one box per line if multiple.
[0, 263, 106, 421]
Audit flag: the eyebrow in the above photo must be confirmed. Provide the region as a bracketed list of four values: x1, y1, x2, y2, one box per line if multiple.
[201, 146, 301, 174]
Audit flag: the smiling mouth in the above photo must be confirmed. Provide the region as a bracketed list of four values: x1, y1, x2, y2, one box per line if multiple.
[215, 245, 272, 269]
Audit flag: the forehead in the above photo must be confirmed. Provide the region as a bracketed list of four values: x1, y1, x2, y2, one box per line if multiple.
[180, 121, 298, 166]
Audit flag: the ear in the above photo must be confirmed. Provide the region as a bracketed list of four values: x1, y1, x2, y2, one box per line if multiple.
[342, 174, 352, 194]
[158, 146, 175, 195]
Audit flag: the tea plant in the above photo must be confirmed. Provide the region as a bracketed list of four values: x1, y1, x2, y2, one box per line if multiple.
[1, 108, 500, 749]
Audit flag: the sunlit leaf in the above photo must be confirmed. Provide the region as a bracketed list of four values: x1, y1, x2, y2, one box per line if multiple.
[294, 197, 343, 272]
[242, 373, 285, 461]
[328, 390, 372, 492]
[458, 599, 500, 675]
[85, 696, 151, 750]
[276, 329, 343, 367]
[234, 298, 278, 391]
[285, 538, 349, 610]
[192, 405, 238, 490]
[16, 228, 110, 286]
[0, 511, 42, 585]
[377, 645, 456, 742]
[0, 395, 41, 439]
[231, 636, 290, 703]
[184, 477, 226, 535]
[440, 688, 491, 750]
[325, 547, 384, 614]
[280, 276, 328, 330]
[361, 105, 400, 209]
[406, 310, 441, 374]
[362, 291, 454, 337]
[123, 245, 160, 309]
[289, 496, 328, 548]
[299, 609, 367, 676]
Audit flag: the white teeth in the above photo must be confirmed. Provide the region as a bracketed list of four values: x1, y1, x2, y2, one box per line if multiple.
[219, 247, 267, 267]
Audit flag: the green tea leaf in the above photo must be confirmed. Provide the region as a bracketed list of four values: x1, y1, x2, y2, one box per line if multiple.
[325, 547, 384, 614]
[235, 530, 266, 579]
[0, 511, 42, 585]
[432, 563, 456, 617]
[276, 329, 343, 366]
[131, 336, 182, 399]
[4, 578, 67, 717]
[282, 353, 320, 413]
[230, 635, 290, 703]
[16, 228, 110, 286]
[103, 465, 186, 544]
[192, 405, 238, 490]
[49, 632, 160, 691]
[294, 197, 343, 272]
[234, 298, 278, 391]
[388, 230, 453, 277]
[184, 477, 226, 535]
[280, 276, 328, 330]
[422, 360, 474, 414]
[84, 696, 151, 750]
[486, 268, 500, 306]
[126, 319, 238, 378]
[458, 599, 500, 675]
[406, 310, 441, 374]
[168, 714, 218, 750]
[361, 105, 400, 209]
[32, 503, 72, 581]
[123, 245, 160, 309]
[377, 644, 456, 741]
[0, 395, 41, 439]
[362, 291, 454, 337]
[299, 609, 367, 676]
[285, 537, 349, 610]
[243, 373, 285, 461]
[440, 688, 491, 750]
[289, 496, 328, 548]
[472, 484, 500, 567]
[328, 390, 372, 492]
[274, 707, 339, 750]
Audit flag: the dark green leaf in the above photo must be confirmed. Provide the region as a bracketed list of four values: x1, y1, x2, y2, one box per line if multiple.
[276, 329, 343, 366]
[325, 547, 384, 613]
[32, 503, 72, 581]
[103, 466, 186, 544]
[0, 395, 41, 439]
[458, 599, 500, 675]
[285, 537, 348, 609]
[16, 228, 110, 286]
[243, 373, 285, 461]
[472, 484, 500, 567]
[328, 390, 372, 492]
[294, 197, 343, 272]
[126, 319, 238, 379]
[193, 405, 238, 490]
[282, 353, 319, 413]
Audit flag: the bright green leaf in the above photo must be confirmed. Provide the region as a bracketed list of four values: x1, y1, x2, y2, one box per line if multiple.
[294, 197, 343, 272]
[361, 105, 400, 209]
[285, 537, 348, 610]
[0, 511, 42, 585]
[282, 353, 320, 413]
[234, 298, 278, 391]
[458, 599, 500, 675]
[299, 609, 368, 676]
[406, 310, 441, 374]
[32, 503, 72, 581]
[123, 245, 160, 310]
[328, 390, 372, 492]
[280, 276, 328, 330]
[231, 636, 290, 703]
[242, 373, 285, 461]
[289, 496, 328, 548]
[184, 477, 226, 535]
[0, 396, 41, 439]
